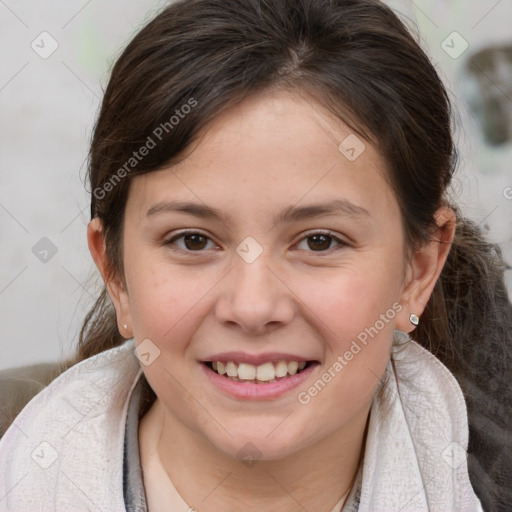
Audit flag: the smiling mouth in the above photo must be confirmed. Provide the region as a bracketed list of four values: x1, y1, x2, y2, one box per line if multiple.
[203, 360, 318, 384]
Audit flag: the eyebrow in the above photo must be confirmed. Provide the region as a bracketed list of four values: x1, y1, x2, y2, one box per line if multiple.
[145, 199, 371, 225]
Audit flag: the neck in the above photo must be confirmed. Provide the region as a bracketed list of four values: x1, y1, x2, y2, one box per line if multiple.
[139, 399, 370, 512]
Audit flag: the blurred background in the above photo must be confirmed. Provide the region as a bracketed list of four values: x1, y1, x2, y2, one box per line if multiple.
[1, 0, 511, 371]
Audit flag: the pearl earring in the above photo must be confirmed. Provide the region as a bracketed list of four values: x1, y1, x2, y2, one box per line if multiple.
[409, 313, 419, 326]
[123, 324, 128, 330]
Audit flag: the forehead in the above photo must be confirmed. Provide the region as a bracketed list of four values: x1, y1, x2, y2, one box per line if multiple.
[125, 88, 398, 225]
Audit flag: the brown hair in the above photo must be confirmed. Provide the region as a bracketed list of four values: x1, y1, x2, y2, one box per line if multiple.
[75, 0, 511, 508]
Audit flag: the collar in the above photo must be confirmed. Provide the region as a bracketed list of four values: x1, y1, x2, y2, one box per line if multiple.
[356, 330, 483, 511]
[0, 331, 483, 511]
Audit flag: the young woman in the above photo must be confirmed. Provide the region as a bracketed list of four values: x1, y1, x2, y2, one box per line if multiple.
[1, 0, 510, 510]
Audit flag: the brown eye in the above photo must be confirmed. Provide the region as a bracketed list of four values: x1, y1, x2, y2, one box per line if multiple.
[307, 234, 332, 251]
[165, 231, 216, 252]
[182, 233, 208, 250]
[296, 231, 347, 253]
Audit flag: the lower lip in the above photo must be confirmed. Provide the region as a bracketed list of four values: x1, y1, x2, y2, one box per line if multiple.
[200, 362, 319, 400]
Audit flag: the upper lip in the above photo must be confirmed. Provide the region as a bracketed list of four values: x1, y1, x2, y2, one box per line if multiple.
[201, 352, 318, 366]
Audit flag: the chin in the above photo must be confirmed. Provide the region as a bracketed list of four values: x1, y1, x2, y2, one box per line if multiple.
[207, 425, 310, 463]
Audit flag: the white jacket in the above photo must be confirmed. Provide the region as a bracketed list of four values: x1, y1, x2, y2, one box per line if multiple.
[0, 332, 484, 511]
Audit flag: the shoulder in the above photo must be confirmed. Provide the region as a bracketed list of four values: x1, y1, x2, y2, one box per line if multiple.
[356, 330, 484, 511]
[0, 339, 143, 511]
[0, 361, 70, 439]
[391, 332, 471, 448]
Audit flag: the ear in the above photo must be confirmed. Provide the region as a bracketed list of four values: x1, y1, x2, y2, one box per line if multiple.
[395, 206, 456, 334]
[87, 217, 133, 339]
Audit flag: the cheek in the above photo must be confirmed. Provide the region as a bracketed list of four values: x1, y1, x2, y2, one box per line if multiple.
[125, 257, 210, 348]
[125, 262, 216, 427]
[298, 258, 404, 342]
[291, 259, 403, 399]
[291, 274, 398, 428]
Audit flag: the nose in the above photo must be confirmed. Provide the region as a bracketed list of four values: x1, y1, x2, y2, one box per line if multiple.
[214, 251, 296, 336]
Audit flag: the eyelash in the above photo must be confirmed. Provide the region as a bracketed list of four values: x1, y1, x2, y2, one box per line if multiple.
[162, 229, 349, 254]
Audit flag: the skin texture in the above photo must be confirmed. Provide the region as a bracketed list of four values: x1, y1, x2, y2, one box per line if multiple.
[88, 88, 456, 512]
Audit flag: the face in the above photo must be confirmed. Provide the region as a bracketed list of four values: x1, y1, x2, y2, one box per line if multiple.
[107, 88, 415, 460]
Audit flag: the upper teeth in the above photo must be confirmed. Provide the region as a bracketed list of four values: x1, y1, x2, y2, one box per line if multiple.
[212, 360, 307, 381]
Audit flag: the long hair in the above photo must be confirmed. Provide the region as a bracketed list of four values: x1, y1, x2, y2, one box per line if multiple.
[73, 1, 511, 509]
